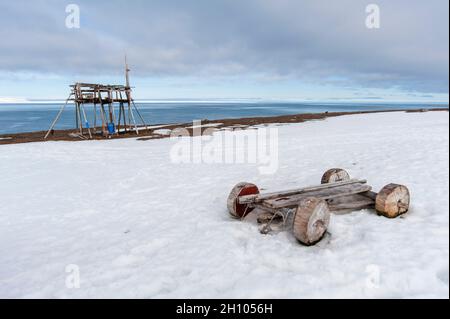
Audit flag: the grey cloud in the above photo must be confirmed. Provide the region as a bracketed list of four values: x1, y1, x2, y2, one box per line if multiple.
[0, 0, 448, 93]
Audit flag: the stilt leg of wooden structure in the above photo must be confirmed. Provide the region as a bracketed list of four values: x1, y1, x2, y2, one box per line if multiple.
[112, 104, 118, 135]
[44, 93, 73, 139]
[118, 102, 123, 133]
[76, 103, 83, 135]
[108, 104, 112, 124]
[131, 100, 149, 132]
[127, 103, 132, 131]
[80, 104, 92, 139]
[93, 103, 97, 131]
[122, 104, 127, 132]
[100, 104, 107, 136]
[128, 102, 139, 135]
[75, 104, 79, 130]
[118, 92, 127, 133]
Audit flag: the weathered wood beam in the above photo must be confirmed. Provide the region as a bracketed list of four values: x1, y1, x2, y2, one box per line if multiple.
[238, 179, 367, 204]
[260, 184, 372, 209]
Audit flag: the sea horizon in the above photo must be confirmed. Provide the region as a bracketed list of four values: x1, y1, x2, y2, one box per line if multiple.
[0, 100, 448, 135]
[1, 98, 449, 105]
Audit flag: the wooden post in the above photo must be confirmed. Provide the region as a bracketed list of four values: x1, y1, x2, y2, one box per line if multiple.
[93, 88, 98, 131]
[108, 90, 114, 124]
[118, 102, 123, 133]
[98, 91, 106, 136]
[75, 103, 79, 129]
[80, 103, 92, 139]
[75, 103, 82, 134]
[44, 93, 73, 139]
[131, 100, 149, 132]
[93, 102, 97, 131]
[100, 104, 107, 136]
[125, 91, 138, 135]
[127, 102, 132, 129]
[125, 55, 130, 89]
[129, 105, 139, 135]
[119, 91, 127, 132]
[122, 103, 127, 132]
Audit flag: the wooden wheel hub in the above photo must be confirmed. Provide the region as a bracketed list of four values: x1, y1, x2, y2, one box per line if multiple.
[321, 168, 351, 184]
[293, 197, 330, 245]
[227, 182, 260, 218]
[375, 183, 410, 218]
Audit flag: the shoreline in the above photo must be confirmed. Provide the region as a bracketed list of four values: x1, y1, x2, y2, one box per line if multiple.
[0, 107, 448, 146]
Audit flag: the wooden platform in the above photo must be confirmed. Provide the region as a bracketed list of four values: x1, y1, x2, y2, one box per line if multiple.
[238, 179, 375, 213]
[261, 183, 372, 210]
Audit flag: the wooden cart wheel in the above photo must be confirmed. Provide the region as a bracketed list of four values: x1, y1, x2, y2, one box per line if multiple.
[227, 182, 260, 219]
[375, 183, 410, 218]
[321, 168, 350, 184]
[293, 197, 330, 246]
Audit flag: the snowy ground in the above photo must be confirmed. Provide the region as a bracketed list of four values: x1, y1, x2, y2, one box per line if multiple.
[0, 111, 448, 298]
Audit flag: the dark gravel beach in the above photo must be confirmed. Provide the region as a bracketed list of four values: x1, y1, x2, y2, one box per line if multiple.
[0, 108, 447, 146]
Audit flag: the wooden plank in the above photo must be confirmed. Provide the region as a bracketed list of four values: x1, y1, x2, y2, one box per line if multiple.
[261, 183, 372, 209]
[362, 190, 377, 200]
[327, 194, 375, 212]
[238, 179, 367, 204]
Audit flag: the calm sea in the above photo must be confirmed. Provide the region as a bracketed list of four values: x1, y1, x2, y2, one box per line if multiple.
[0, 101, 448, 135]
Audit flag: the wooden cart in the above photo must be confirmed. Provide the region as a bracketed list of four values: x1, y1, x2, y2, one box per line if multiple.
[227, 168, 410, 246]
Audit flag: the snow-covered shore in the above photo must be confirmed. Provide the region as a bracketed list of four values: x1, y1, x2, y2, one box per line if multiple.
[0, 111, 448, 298]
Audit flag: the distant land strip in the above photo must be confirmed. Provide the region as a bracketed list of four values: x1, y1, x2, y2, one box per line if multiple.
[0, 108, 448, 146]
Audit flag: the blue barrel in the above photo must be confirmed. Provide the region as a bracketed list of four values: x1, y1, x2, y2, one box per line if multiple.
[107, 123, 116, 134]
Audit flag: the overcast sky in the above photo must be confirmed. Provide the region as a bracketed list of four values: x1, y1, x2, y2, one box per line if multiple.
[0, 0, 448, 101]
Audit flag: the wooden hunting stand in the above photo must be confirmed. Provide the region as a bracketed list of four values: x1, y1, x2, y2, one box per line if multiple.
[45, 57, 148, 139]
[227, 168, 410, 246]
